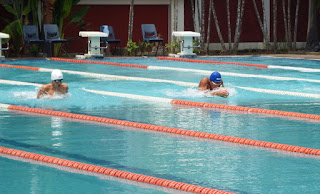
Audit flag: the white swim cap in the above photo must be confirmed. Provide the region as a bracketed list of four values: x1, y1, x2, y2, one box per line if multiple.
[51, 69, 63, 81]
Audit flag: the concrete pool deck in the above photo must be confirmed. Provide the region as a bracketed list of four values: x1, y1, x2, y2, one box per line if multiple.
[2, 53, 320, 61]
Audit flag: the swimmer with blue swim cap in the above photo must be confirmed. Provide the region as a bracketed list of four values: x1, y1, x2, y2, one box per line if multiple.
[37, 69, 69, 99]
[198, 72, 229, 97]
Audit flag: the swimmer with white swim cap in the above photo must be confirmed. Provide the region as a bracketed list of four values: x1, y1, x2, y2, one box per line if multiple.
[198, 72, 229, 98]
[37, 69, 69, 99]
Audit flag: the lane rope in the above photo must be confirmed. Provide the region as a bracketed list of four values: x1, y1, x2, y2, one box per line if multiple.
[46, 58, 320, 83]
[0, 146, 229, 194]
[234, 86, 320, 99]
[0, 79, 42, 87]
[158, 57, 269, 68]
[157, 57, 320, 72]
[82, 88, 320, 120]
[2, 103, 320, 156]
[49, 57, 148, 69]
[1, 64, 320, 99]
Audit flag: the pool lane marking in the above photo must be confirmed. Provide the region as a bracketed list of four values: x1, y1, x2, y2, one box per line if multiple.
[0, 79, 42, 87]
[82, 88, 172, 103]
[49, 57, 148, 68]
[1, 103, 320, 156]
[0, 147, 229, 194]
[37, 67, 197, 87]
[157, 57, 320, 72]
[0, 154, 198, 194]
[82, 88, 320, 120]
[157, 57, 269, 68]
[1, 73, 320, 99]
[47, 58, 320, 82]
[0, 76, 318, 100]
[234, 86, 320, 99]
[0, 64, 40, 71]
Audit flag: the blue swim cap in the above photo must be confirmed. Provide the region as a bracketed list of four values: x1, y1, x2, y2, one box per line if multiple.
[209, 72, 222, 83]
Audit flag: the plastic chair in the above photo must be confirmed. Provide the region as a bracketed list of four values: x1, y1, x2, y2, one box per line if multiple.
[100, 25, 121, 56]
[23, 25, 44, 44]
[22, 25, 44, 55]
[141, 24, 164, 56]
[43, 24, 66, 57]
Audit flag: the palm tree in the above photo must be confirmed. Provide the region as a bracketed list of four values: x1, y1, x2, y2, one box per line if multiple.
[42, 0, 56, 24]
[206, 0, 213, 54]
[227, 0, 231, 50]
[199, 0, 205, 51]
[211, 0, 226, 52]
[273, 0, 278, 52]
[306, 0, 319, 50]
[233, 0, 245, 53]
[252, 0, 270, 50]
[190, 0, 196, 31]
[293, 0, 300, 50]
[287, 0, 292, 49]
[281, 0, 289, 49]
[128, 0, 134, 41]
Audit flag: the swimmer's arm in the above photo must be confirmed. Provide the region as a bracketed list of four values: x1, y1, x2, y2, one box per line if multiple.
[37, 86, 48, 99]
[211, 89, 229, 98]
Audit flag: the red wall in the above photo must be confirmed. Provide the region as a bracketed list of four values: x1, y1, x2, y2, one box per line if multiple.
[184, 0, 309, 43]
[270, 0, 308, 42]
[63, 5, 168, 53]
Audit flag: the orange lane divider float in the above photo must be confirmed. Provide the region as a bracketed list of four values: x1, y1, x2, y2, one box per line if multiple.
[50, 57, 148, 69]
[157, 57, 269, 68]
[0, 146, 229, 194]
[0, 64, 40, 71]
[82, 88, 320, 120]
[170, 99, 320, 120]
[5, 104, 320, 156]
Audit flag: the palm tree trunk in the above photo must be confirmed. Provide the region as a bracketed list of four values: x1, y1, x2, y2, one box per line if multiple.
[273, 0, 278, 52]
[172, 0, 178, 42]
[190, 0, 196, 31]
[227, 0, 231, 51]
[306, 0, 319, 50]
[287, 0, 292, 49]
[42, 0, 56, 24]
[200, 0, 206, 51]
[233, 0, 245, 53]
[261, 0, 270, 49]
[252, 0, 268, 47]
[212, 0, 226, 52]
[206, 0, 213, 54]
[282, 0, 289, 49]
[128, 0, 134, 41]
[196, 0, 201, 31]
[174, 0, 178, 32]
[293, 0, 300, 50]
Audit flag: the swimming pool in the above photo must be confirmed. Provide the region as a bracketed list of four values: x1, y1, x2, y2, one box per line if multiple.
[1, 56, 320, 193]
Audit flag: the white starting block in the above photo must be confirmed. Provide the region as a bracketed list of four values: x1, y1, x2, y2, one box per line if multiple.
[172, 31, 200, 58]
[0, 32, 9, 60]
[77, 31, 109, 59]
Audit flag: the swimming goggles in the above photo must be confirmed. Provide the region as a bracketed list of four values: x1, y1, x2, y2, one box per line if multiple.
[54, 79, 63, 83]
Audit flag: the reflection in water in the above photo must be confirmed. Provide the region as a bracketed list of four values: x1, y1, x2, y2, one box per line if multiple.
[51, 117, 63, 147]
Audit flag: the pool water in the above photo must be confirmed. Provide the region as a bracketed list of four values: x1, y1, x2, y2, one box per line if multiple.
[1, 56, 320, 193]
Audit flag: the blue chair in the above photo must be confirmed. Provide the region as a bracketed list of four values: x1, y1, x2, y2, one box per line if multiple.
[141, 24, 164, 56]
[43, 24, 66, 57]
[100, 25, 121, 56]
[23, 25, 44, 44]
[23, 25, 44, 54]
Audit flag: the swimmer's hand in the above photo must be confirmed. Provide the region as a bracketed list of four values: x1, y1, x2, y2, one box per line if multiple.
[211, 89, 229, 98]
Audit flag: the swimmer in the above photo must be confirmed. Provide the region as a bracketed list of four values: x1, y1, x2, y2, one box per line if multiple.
[37, 69, 69, 99]
[198, 72, 229, 98]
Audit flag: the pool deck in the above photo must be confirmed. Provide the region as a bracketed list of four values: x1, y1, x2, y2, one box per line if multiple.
[2, 53, 320, 61]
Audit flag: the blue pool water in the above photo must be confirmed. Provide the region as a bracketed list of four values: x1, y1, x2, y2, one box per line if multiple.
[1, 56, 320, 193]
